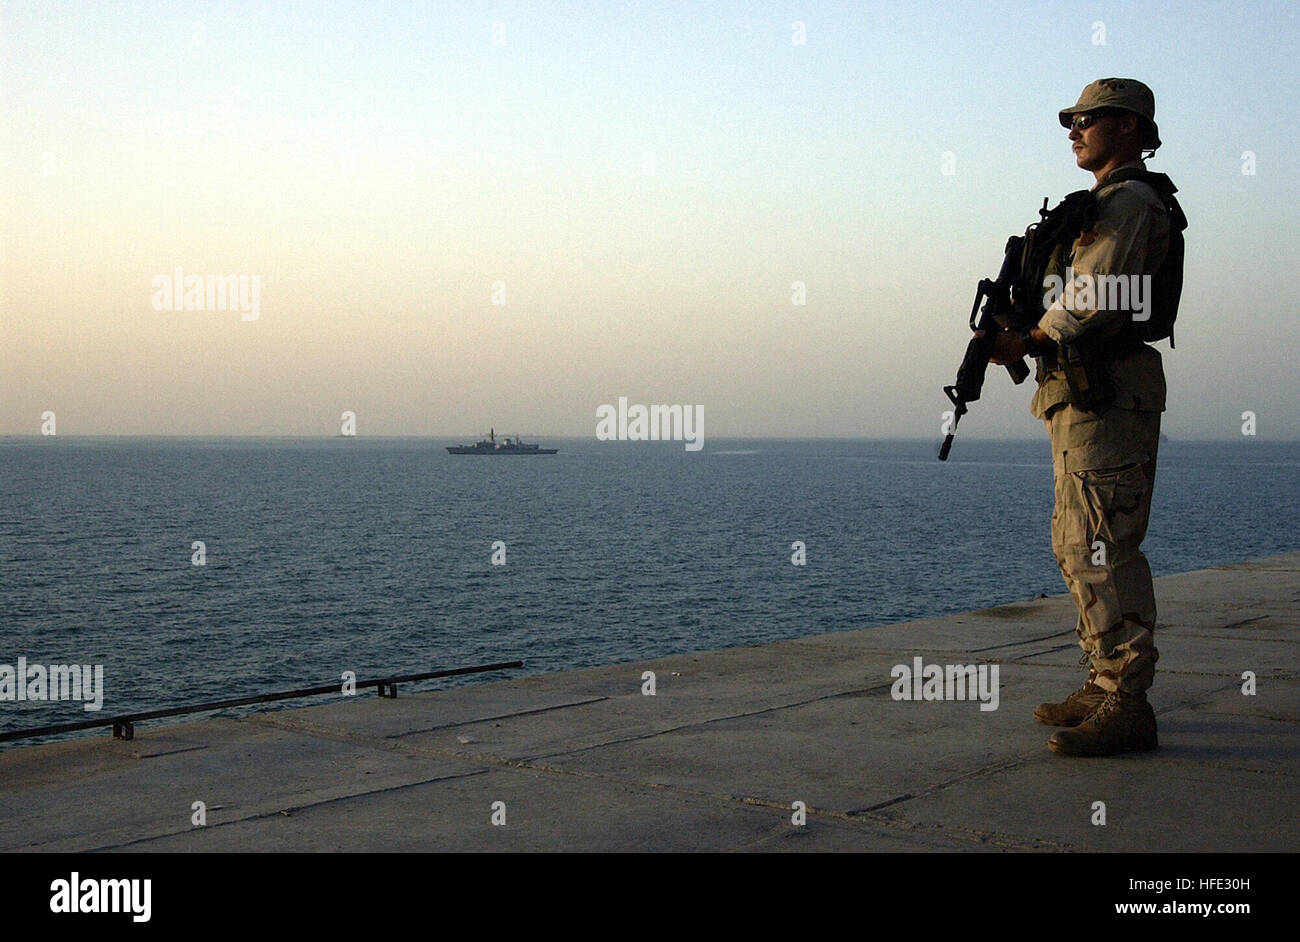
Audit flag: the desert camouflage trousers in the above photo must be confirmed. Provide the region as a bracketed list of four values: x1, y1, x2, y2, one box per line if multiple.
[1047, 407, 1161, 694]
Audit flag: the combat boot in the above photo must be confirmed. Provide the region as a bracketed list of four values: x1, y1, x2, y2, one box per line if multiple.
[1048, 689, 1158, 757]
[1033, 671, 1106, 726]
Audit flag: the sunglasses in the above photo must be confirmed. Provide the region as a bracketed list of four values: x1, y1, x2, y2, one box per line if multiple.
[1069, 109, 1126, 131]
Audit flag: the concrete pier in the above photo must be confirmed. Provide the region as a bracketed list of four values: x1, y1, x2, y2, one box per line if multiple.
[2, 552, 1296, 852]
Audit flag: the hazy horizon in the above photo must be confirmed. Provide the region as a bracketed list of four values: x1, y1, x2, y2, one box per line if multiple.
[4, 0, 1298, 441]
[4, 432, 1292, 444]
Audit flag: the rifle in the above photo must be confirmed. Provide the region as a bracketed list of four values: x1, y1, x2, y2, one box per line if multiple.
[938, 191, 1097, 460]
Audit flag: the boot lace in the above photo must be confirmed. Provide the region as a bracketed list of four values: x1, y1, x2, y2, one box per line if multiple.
[1092, 690, 1123, 721]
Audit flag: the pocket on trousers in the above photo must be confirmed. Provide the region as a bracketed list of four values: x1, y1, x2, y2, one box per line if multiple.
[1075, 463, 1149, 548]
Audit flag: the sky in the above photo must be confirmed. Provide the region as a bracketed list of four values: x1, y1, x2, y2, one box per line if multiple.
[2, 0, 1298, 440]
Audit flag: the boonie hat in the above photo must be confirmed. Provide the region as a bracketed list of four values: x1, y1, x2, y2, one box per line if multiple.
[1059, 78, 1161, 151]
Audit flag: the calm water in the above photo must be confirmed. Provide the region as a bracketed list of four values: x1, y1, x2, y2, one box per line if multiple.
[3, 436, 1297, 740]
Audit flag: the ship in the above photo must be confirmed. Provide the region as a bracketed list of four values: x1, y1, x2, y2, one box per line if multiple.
[446, 428, 557, 455]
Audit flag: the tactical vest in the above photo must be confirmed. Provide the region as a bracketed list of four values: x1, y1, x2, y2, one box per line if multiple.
[1029, 168, 1186, 412]
[1094, 167, 1188, 347]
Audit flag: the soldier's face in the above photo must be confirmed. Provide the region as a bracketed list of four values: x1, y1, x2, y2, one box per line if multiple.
[1069, 113, 1121, 171]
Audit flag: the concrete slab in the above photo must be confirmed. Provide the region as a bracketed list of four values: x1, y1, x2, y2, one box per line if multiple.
[513, 670, 1239, 815]
[0, 719, 488, 853]
[877, 716, 1296, 853]
[115, 767, 974, 853]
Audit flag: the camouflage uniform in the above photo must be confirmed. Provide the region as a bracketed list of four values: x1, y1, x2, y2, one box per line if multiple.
[1031, 161, 1170, 694]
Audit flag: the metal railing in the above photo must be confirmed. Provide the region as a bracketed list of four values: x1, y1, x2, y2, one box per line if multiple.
[0, 660, 524, 744]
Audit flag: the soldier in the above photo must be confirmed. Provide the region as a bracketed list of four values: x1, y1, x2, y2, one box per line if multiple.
[988, 79, 1179, 756]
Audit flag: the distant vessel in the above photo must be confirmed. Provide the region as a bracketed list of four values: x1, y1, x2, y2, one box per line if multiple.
[446, 428, 557, 455]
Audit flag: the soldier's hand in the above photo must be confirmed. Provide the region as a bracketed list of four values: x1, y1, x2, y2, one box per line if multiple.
[977, 328, 1026, 365]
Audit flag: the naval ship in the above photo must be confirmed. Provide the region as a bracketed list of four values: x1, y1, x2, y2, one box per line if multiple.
[446, 428, 557, 455]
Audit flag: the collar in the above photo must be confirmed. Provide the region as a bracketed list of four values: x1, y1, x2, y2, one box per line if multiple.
[1092, 159, 1146, 192]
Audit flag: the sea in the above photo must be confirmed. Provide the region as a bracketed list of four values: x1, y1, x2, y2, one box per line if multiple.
[3, 436, 1297, 742]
